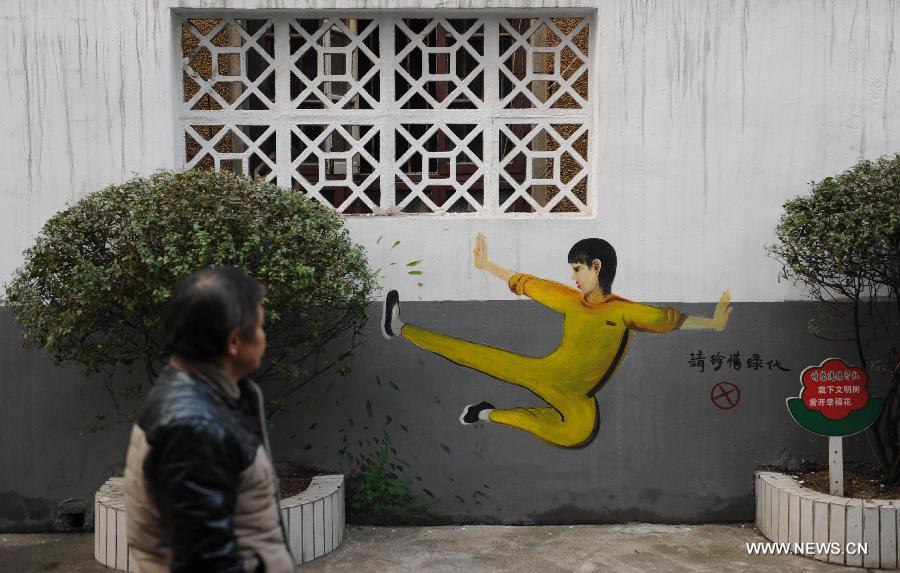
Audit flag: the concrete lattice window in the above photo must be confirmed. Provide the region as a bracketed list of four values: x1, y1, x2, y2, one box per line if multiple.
[178, 14, 592, 216]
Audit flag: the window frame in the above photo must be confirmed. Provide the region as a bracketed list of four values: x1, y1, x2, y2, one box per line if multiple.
[173, 9, 599, 218]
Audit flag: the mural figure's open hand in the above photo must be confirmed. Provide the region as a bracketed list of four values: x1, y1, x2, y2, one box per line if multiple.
[712, 290, 732, 331]
[473, 233, 488, 269]
[471, 233, 515, 281]
[681, 289, 733, 331]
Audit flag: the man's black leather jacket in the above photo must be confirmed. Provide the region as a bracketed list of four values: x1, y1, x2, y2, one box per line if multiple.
[123, 364, 294, 573]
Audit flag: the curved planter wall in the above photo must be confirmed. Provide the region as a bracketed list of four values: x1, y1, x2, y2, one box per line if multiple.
[756, 471, 899, 569]
[94, 475, 345, 571]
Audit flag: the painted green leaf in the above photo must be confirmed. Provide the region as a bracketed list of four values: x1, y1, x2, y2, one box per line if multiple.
[391, 240, 400, 249]
[408, 270, 423, 275]
[786, 397, 883, 437]
[389, 380, 400, 391]
[376, 235, 383, 244]
[440, 443, 451, 454]
[406, 260, 422, 266]
[366, 400, 373, 418]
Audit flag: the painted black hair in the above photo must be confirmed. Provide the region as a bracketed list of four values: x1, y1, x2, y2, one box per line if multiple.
[162, 267, 266, 361]
[567, 238, 617, 295]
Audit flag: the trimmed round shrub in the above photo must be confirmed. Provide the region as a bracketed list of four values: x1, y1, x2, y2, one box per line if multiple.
[770, 154, 900, 301]
[4, 170, 377, 416]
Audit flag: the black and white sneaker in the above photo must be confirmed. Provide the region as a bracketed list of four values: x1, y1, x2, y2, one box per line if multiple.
[459, 401, 495, 425]
[382, 290, 401, 339]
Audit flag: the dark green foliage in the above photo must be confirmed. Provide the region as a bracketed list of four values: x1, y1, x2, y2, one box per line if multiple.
[769, 154, 900, 307]
[345, 435, 446, 525]
[769, 154, 900, 480]
[3, 170, 377, 417]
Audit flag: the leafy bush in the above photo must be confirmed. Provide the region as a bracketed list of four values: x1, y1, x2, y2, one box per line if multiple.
[769, 154, 900, 479]
[769, 155, 900, 307]
[345, 435, 445, 525]
[3, 170, 377, 417]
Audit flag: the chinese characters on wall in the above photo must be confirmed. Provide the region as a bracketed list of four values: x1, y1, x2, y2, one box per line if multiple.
[688, 350, 790, 373]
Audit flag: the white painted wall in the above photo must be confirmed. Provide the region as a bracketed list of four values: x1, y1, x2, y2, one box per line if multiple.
[2, 0, 898, 302]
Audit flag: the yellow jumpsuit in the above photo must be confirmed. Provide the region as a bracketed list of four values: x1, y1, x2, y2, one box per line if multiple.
[401, 273, 685, 448]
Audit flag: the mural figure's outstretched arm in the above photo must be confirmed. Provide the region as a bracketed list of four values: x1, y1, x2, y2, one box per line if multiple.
[680, 290, 732, 331]
[473, 232, 515, 282]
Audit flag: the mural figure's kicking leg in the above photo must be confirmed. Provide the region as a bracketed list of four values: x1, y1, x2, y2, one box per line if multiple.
[382, 290, 597, 447]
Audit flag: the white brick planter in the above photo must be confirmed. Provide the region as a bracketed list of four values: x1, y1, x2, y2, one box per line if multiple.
[94, 475, 345, 570]
[756, 471, 899, 568]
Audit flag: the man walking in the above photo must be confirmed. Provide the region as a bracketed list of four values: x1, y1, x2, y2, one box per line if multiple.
[124, 267, 294, 572]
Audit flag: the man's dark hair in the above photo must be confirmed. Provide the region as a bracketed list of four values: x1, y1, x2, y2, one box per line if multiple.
[567, 238, 617, 295]
[162, 267, 266, 360]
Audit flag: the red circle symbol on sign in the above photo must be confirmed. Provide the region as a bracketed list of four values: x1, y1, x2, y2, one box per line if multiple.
[711, 382, 741, 410]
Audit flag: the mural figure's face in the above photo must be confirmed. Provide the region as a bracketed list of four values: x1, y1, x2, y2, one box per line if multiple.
[570, 259, 601, 295]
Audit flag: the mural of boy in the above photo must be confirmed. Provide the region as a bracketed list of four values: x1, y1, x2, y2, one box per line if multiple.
[382, 233, 731, 448]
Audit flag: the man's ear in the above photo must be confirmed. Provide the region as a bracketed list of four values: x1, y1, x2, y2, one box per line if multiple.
[591, 259, 601, 274]
[225, 328, 240, 357]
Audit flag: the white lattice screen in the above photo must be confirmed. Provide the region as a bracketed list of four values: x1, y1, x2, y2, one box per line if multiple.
[178, 13, 593, 216]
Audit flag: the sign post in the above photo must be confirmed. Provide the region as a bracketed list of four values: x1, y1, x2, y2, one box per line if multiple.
[786, 358, 882, 497]
[829, 436, 843, 497]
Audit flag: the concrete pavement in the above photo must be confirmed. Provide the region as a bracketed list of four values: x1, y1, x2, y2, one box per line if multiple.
[0, 524, 864, 572]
